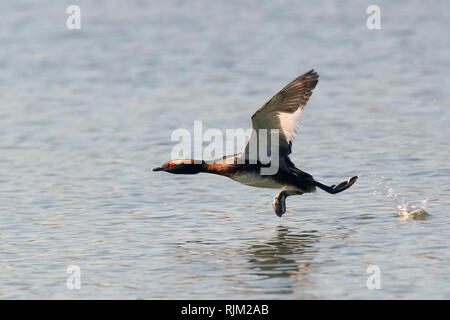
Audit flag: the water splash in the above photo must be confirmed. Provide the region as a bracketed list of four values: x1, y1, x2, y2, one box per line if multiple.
[397, 199, 429, 220]
[368, 174, 429, 220]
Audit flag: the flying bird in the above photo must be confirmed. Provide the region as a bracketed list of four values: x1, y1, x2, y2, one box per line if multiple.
[153, 70, 357, 217]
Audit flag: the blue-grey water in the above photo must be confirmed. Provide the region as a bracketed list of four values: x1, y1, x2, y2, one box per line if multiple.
[1, 0, 449, 299]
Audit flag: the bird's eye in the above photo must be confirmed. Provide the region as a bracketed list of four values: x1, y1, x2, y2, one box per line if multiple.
[169, 162, 173, 167]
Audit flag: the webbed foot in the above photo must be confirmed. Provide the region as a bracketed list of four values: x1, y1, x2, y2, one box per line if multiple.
[272, 190, 303, 217]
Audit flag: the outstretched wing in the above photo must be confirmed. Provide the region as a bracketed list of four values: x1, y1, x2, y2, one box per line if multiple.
[240, 70, 319, 162]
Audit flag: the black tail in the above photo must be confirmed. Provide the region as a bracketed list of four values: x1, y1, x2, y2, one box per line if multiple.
[315, 176, 358, 194]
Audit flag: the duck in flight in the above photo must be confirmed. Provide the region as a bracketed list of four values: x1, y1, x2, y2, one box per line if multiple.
[153, 70, 358, 217]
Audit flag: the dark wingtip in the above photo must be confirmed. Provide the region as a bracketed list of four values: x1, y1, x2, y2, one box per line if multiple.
[307, 69, 319, 79]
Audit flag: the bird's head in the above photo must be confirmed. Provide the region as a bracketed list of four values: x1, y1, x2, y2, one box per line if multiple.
[152, 160, 203, 174]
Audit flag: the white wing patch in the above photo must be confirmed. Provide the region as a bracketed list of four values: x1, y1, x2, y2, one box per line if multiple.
[277, 108, 303, 143]
[239, 70, 319, 161]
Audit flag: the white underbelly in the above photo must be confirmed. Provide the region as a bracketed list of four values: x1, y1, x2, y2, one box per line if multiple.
[231, 172, 294, 190]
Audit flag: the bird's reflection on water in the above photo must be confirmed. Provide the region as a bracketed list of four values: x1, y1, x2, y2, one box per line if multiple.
[244, 226, 320, 296]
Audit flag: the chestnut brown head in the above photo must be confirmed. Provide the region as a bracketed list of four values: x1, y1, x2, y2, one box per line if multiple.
[152, 160, 203, 174]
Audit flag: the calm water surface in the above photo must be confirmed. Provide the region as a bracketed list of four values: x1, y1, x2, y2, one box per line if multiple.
[0, 0, 449, 299]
